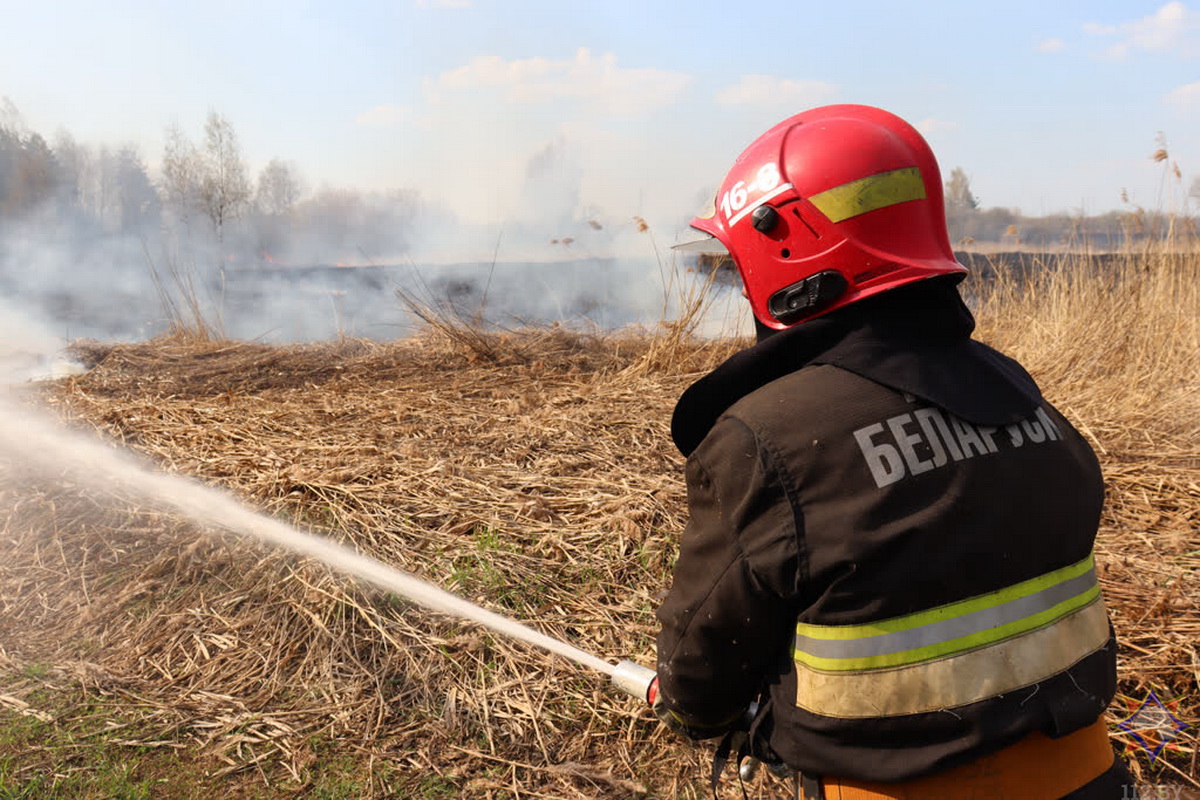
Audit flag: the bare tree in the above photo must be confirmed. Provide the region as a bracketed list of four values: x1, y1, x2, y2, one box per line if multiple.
[0, 96, 25, 136]
[198, 111, 250, 242]
[160, 123, 202, 228]
[91, 145, 121, 229]
[115, 147, 160, 233]
[0, 130, 57, 216]
[51, 130, 86, 213]
[0, 127, 20, 215]
[255, 158, 304, 217]
[251, 159, 305, 258]
[945, 167, 979, 212]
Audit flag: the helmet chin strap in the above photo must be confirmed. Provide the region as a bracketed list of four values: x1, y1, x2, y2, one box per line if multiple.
[754, 317, 779, 343]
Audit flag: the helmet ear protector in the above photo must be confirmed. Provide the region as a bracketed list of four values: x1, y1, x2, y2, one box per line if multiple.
[749, 203, 848, 323]
[768, 271, 849, 325]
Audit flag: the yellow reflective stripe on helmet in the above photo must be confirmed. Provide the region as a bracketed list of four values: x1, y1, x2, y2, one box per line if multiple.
[807, 166, 926, 223]
[793, 552, 1099, 672]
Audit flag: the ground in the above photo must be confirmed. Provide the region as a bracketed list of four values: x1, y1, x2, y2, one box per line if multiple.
[1, 252, 1197, 798]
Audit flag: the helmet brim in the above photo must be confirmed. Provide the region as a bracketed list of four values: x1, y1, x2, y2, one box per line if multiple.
[671, 233, 729, 254]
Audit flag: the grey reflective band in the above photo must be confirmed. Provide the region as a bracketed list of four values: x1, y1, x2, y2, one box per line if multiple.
[793, 552, 1101, 672]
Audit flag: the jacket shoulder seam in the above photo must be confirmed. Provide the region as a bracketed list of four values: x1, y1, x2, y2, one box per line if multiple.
[711, 413, 810, 597]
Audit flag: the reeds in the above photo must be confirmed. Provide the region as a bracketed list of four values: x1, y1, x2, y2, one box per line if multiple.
[0, 246, 1196, 797]
[970, 244, 1200, 787]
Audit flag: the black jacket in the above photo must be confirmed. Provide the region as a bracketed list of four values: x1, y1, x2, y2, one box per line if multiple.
[655, 279, 1117, 782]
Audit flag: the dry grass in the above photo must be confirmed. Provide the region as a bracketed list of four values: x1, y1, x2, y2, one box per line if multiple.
[969, 246, 1200, 789]
[0, 248, 1196, 797]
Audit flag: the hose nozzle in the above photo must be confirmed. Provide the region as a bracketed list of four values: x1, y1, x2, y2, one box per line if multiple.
[611, 660, 657, 704]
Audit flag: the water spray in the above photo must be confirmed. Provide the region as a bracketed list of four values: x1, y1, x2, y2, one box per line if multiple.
[0, 398, 796, 785]
[0, 397, 662, 706]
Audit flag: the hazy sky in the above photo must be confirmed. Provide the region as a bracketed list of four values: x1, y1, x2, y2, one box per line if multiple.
[2, 0, 1198, 237]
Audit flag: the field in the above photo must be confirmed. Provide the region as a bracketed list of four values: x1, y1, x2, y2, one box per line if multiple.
[0, 247, 1197, 799]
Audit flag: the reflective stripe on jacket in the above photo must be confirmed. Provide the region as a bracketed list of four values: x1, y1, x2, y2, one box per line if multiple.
[792, 551, 1110, 718]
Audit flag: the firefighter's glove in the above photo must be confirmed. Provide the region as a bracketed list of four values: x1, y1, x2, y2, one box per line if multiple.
[649, 676, 742, 742]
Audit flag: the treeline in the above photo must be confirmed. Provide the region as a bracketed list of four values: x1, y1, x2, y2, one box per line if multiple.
[0, 99, 421, 266]
[947, 205, 1134, 248]
[943, 166, 1189, 248]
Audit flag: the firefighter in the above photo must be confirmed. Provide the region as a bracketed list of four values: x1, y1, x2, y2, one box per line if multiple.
[653, 105, 1133, 798]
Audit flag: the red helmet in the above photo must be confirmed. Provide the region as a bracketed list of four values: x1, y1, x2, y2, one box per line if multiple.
[690, 104, 966, 330]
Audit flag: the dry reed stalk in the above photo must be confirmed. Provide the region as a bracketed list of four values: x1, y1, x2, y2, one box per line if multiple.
[0, 247, 1196, 796]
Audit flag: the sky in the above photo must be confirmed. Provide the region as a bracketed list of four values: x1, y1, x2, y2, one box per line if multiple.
[2, 0, 1199, 242]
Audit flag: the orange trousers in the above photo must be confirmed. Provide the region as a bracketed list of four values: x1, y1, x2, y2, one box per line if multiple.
[808, 719, 1114, 800]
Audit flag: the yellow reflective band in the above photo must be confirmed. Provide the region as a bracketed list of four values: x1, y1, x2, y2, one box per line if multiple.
[807, 167, 926, 223]
[796, 552, 1095, 640]
[794, 599, 1111, 718]
[795, 586, 1100, 672]
[793, 552, 1099, 672]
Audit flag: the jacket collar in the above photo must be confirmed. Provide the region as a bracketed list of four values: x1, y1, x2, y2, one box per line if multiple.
[670, 279, 1042, 456]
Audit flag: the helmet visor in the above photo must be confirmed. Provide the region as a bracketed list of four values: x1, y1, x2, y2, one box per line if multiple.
[671, 233, 729, 254]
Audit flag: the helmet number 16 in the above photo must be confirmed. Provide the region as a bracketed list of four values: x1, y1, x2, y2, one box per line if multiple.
[719, 162, 781, 221]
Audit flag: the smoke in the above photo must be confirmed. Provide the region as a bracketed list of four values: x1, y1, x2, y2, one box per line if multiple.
[0, 210, 750, 346]
[0, 102, 750, 347]
[519, 136, 585, 233]
[0, 294, 66, 383]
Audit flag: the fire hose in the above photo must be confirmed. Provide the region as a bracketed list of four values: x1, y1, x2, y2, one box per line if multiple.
[610, 660, 792, 782]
